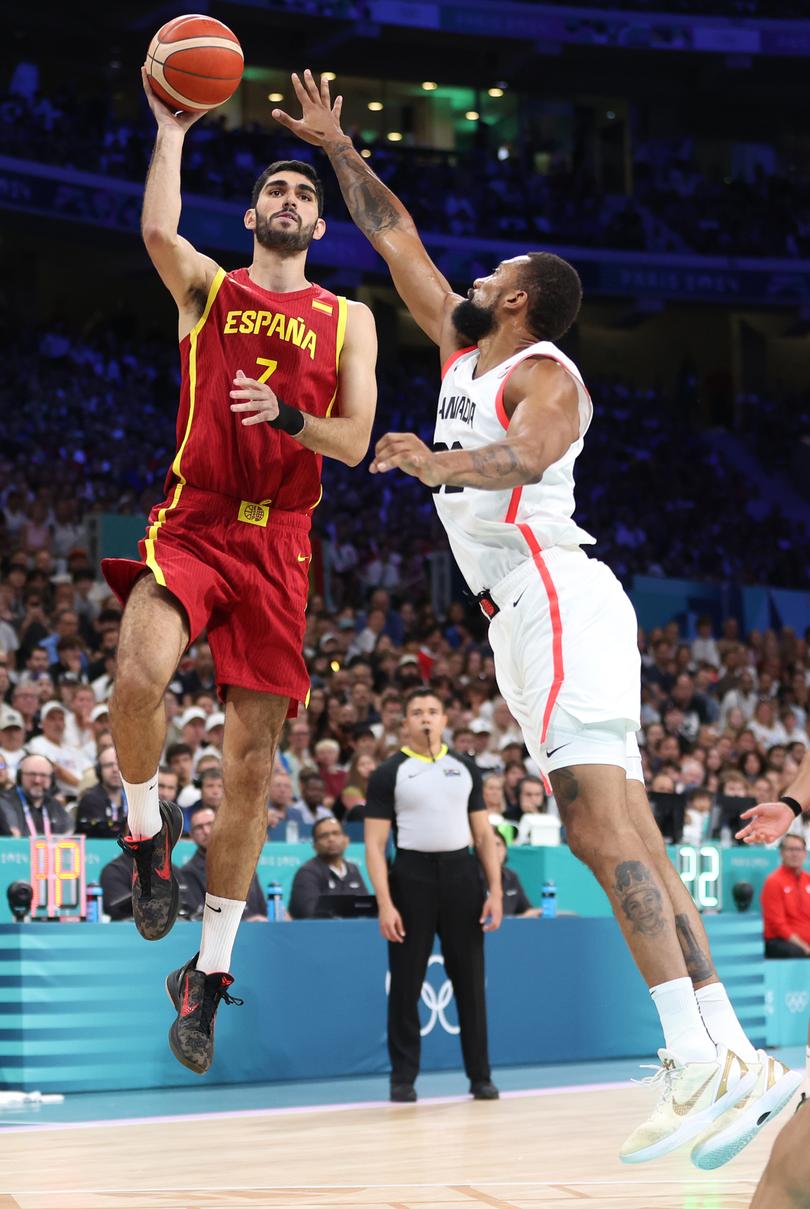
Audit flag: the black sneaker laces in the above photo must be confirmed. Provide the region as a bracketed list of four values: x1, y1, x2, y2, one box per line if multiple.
[199, 974, 244, 1036]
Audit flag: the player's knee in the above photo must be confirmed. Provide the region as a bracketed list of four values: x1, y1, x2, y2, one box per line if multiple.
[222, 748, 273, 804]
[110, 660, 166, 715]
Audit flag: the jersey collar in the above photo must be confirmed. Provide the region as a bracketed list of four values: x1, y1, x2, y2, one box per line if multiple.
[401, 744, 448, 764]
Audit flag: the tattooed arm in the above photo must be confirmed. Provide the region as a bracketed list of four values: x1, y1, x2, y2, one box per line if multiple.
[371, 358, 581, 489]
[271, 70, 463, 349]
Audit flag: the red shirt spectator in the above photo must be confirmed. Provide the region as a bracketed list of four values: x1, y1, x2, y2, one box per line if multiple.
[762, 835, 810, 958]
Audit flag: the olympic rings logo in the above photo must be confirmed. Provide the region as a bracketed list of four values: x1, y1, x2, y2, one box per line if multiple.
[785, 991, 809, 1014]
[385, 955, 460, 1037]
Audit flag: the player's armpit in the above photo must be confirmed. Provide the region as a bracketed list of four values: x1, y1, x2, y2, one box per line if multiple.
[295, 301, 378, 467]
[142, 230, 220, 333]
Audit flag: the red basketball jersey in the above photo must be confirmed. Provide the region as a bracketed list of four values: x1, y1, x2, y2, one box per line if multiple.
[167, 267, 347, 510]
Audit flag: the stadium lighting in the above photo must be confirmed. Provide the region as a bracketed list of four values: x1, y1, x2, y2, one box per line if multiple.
[421, 81, 438, 91]
[487, 87, 504, 98]
[322, 72, 336, 81]
[465, 111, 479, 121]
[360, 149, 372, 158]
[268, 92, 284, 102]
[368, 101, 384, 111]
[387, 131, 403, 142]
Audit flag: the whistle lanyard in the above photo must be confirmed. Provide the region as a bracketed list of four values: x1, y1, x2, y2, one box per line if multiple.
[16, 788, 52, 840]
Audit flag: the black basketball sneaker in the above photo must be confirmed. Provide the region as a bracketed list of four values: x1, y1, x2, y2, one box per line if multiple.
[166, 954, 244, 1075]
[117, 799, 184, 940]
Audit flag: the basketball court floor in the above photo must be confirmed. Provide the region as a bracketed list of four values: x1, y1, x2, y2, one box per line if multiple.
[0, 1046, 803, 1208]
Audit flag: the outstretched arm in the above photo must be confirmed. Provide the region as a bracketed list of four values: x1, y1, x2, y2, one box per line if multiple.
[272, 70, 464, 351]
[371, 358, 581, 490]
[139, 67, 220, 337]
[736, 748, 810, 845]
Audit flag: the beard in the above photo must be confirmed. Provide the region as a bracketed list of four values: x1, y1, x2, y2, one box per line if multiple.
[451, 297, 498, 343]
[254, 211, 317, 257]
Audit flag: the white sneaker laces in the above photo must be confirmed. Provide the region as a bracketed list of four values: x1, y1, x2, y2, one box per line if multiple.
[632, 1058, 679, 1101]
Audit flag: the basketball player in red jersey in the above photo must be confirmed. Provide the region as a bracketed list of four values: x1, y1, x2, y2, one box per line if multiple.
[101, 70, 377, 1074]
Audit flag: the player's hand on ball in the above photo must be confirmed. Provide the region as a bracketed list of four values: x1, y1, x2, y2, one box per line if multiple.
[271, 69, 345, 148]
[141, 66, 206, 132]
[229, 369, 280, 426]
[735, 801, 795, 845]
[371, 433, 442, 487]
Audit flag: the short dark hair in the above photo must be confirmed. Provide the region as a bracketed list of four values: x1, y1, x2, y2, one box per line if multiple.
[780, 834, 806, 850]
[313, 815, 342, 840]
[300, 769, 325, 787]
[404, 687, 443, 712]
[199, 767, 223, 786]
[166, 742, 193, 761]
[251, 161, 324, 215]
[519, 252, 582, 342]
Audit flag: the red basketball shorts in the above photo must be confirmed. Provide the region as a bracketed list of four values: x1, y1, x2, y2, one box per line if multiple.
[102, 485, 311, 717]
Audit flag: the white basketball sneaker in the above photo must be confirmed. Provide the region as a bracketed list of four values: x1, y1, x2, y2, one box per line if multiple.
[620, 1045, 756, 1164]
[690, 1051, 802, 1170]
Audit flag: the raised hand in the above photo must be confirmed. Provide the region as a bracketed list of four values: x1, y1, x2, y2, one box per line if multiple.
[141, 65, 206, 133]
[735, 801, 796, 845]
[271, 69, 345, 148]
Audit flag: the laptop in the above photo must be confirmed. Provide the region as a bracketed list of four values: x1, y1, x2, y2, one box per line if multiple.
[314, 894, 378, 919]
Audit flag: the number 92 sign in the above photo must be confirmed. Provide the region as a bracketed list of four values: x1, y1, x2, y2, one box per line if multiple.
[677, 844, 721, 911]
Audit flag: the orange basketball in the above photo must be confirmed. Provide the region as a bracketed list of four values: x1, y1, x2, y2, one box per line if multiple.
[146, 14, 244, 113]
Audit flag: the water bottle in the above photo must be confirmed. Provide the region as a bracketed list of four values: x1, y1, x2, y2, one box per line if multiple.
[286, 818, 300, 844]
[266, 881, 285, 921]
[85, 883, 103, 923]
[541, 880, 557, 919]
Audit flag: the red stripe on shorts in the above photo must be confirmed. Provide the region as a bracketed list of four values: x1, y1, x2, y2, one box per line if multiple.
[517, 522, 564, 745]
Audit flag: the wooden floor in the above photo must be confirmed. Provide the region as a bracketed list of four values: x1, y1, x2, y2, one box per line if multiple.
[0, 1081, 776, 1209]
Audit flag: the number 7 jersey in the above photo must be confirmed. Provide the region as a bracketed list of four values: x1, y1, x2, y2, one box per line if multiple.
[170, 266, 347, 510]
[433, 341, 596, 594]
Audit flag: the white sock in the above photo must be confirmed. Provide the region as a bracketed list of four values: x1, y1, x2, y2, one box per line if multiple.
[197, 894, 244, 975]
[123, 772, 161, 839]
[695, 982, 758, 1063]
[650, 976, 717, 1063]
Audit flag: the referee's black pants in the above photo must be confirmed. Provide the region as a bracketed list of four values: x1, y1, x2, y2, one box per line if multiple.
[387, 847, 491, 1086]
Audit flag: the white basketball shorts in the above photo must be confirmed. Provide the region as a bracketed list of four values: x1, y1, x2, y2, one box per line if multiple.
[485, 546, 642, 783]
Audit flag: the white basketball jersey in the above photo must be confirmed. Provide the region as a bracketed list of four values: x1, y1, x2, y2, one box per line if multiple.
[433, 341, 595, 594]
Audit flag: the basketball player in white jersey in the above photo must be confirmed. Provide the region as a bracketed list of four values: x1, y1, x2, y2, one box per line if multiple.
[274, 70, 801, 1167]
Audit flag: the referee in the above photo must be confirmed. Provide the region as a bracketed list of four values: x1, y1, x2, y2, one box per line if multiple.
[365, 688, 502, 1102]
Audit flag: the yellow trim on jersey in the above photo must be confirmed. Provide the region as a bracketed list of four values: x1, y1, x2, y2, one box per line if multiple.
[401, 744, 448, 764]
[324, 295, 348, 419]
[305, 295, 347, 515]
[144, 267, 227, 585]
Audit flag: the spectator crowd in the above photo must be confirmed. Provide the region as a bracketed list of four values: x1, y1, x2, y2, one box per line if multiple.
[3, 74, 810, 258]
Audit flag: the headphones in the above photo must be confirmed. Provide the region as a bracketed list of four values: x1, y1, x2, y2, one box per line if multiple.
[16, 750, 58, 794]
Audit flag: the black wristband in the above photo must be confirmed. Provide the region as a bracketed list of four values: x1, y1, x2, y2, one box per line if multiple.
[266, 397, 305, 437]
[780, 795, 803, 818]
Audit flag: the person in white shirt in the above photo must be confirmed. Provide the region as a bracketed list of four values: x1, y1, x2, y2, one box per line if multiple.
[690, 618, 720, 670]
[750, 699, 789, 751]
[469, 718, 502, 774]
[64, 684, 97, 754]
[720, 671, 757, 726]
[0, 708, 26, 778]
[28, 701, 92, 797]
